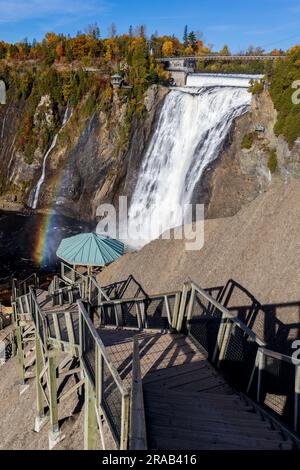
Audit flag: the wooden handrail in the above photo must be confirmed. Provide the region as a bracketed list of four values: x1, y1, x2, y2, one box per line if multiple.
[88, 275, 110, 302]
[187, 281, 266, 347]
[130, 336, 147, 450]
[77, 300, 129, 397]
[100, 290, 181, 306]
[259, 347, 299, 365]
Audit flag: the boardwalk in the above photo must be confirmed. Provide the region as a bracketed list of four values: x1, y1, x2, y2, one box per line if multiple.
[99, 330, 292, 450]
[12, 273, 298, 450]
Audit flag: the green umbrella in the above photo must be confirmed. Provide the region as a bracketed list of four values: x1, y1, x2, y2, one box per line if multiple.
[56, 232, 124, 267]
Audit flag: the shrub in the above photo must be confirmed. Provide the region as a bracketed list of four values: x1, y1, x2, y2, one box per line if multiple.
[269, 47, 300, 148]
[267, 148, 278, 173]
[249, 79, 264, 95]
[241, 133, 255, 149]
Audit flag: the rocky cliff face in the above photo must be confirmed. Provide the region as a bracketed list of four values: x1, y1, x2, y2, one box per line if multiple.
[0, 84, 168, 219]
[0, 83, 299, 223]
[204, 90, 300, 219]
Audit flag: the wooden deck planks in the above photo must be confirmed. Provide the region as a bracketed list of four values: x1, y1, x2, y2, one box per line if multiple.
[31, 293, 293, 451]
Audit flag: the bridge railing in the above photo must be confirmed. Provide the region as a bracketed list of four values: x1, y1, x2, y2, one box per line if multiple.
[78, 300, 130, 449]
[158, 54, 286, 62]
[176, 281, 266, 392]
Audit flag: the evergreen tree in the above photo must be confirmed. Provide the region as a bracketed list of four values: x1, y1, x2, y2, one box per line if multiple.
[188, 31, 196, 48]
[183, 25, 188, 48]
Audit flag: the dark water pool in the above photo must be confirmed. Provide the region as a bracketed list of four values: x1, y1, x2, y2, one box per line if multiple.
[0, 211, 93, 284]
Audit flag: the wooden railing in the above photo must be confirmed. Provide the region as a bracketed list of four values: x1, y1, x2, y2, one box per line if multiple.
[174, 281, 300, 435]
[130, 336, 147, 450]
[252, 347, 300, 433]
[78, 300, 130, 449]
[29, 287, 49, 352]
[61, 262, 86, 284]
[12, 273, 39, 300]
[99, 290, 181, 331]
[176, 281, 266, 390]
[60, 262, 110, 304]
[12, 273, 300, 443]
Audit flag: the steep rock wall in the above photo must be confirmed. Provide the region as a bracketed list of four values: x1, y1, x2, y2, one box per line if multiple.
[204, 90, 300, 219]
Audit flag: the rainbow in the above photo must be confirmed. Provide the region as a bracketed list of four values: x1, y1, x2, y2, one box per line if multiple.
[32, 107, 73, 266]
[32, 163, 72, 266]
[33, 211, 56, 266]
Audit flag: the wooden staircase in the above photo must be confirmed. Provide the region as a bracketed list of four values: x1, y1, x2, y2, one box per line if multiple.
[141, 337, 293, 450]
[11, 267, 300, 450]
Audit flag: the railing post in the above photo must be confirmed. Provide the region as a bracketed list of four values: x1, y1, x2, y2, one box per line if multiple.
[164, 296, 172, 328]
[176, 283, 190, 332]
[14, 299, 25, 385]
[120, 393, 130, 450]
[16, 324, 25, 385]
[246, 348, 260, 394]
[34, 332, 48, 432]
[294, 364, 300, 432]
[84, 376, 98, 450]
[88, 277, 92, 304]
[186, 288, 196, 334]
[217, 318, 233, 369]
[172, 292, 181, 329]
[212, 312, 229, 364]
[257, 349, 265, 404]
[114, 305, 120, 327]
[135, 303, 142, 329]
[47, 354, 62, 449]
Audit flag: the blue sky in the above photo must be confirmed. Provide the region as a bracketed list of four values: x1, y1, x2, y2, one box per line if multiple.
[1, 0, 300, 51]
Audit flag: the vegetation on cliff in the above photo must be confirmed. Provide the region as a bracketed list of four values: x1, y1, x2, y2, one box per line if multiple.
[0, 30, 170, 166]
[269, 46, 300, 147]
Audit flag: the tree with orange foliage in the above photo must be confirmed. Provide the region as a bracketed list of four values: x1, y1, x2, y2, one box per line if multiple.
[55, 43, 65, 59]
[162, 41, 174, 57]
[45, 32, 60, 46]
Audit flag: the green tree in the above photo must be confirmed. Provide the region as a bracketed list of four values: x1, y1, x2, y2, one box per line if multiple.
[188, 31, 197, 49]
[220, 44, 230, 55]
[183, 26, 188, 48]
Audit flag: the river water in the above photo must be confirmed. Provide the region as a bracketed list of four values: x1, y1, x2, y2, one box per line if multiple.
[0, 211, 92, 286]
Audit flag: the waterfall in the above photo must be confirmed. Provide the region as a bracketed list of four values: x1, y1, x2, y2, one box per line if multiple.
[186, 73, 264, 88]
[30, 106, 71, 209]
[127, 75, 253, 247]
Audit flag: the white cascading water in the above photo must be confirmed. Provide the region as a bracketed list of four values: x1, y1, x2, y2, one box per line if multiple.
[127, 75, 255, 247]
[186, 73, 263, 88]
[30, 106, 71, 209]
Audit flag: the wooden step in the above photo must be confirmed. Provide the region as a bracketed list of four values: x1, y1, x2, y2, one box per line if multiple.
[147, 424, 292, 449]
[143, 362, 209, 384]
[147, 432, 293, 451]
[144, 400, 267, 423]
[144, 389, 245, 407]
[145, 409, 274, 432]
[145, 414, 284, 440]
